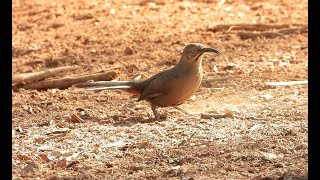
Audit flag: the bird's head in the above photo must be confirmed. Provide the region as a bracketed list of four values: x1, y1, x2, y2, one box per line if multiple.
[180, 43, 222, 64]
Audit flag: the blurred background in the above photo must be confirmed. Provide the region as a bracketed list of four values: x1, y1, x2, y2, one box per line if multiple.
[12, 0, 308, 179]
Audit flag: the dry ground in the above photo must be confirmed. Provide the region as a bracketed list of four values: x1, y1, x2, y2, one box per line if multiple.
[12, 0, 308, 179]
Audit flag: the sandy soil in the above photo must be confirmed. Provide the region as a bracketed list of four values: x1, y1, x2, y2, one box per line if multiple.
[12, 0, 308, 179]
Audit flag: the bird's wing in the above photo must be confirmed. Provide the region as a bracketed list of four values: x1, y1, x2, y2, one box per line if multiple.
[137, 69, 175, 101]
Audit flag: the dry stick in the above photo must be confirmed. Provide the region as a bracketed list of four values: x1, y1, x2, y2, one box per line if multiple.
[200, 113, 226, 119]
[45, 130, 70, 141]
[202, 77, 230, 83]
[265, 80, 308, 86]
[200, 111, 233, 119]
[207, 23, 306, 32]
[13, 71, 117, 90]
[238, 26, 308, 40]
[12, 66, 78, 85]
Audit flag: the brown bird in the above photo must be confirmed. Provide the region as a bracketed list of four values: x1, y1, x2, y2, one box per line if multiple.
[74, 43, 222, 120]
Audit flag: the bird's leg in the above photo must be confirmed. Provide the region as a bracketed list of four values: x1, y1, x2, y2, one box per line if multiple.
[173, 106, 190, 115]
[151, 104, 160, 120]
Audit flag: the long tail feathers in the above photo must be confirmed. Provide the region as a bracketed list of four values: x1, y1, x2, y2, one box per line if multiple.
[73, 81, 133, 91]
[86, 85, 132, 91]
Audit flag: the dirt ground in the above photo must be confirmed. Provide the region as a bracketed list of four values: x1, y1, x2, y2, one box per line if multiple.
[12, 0, 308, 179]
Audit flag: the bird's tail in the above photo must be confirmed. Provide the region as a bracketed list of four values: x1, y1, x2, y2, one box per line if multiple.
[73, 81, 133, 91]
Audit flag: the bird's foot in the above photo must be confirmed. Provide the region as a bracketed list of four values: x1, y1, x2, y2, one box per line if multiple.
[151, 113, 167, 121]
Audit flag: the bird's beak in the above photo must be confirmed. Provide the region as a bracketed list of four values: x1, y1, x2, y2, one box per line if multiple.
[202, 47, 222, 55]
[193, 46, 222, 62]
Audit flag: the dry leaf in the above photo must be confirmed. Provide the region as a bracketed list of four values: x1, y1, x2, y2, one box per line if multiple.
[15, 127, 24, 133]
[37, 145, 53, 152]
[68, 114, 85, 123]
[39, 153, 50, 162]
[92, 147, 100, 155]
[51, 151, 62, 157]
[105, 141, 125, 148]
[98, 119, 113, 124]
[56, 158, 67, 168]
[129, 165, 144, 171]
[260, 152, 279, 160]
[66, 160, 79, 168]
[249, 124, 262, 132]
[260, 94, 274, 101]
[55, 120, 65, 128]
[136, 141, 150, 149]
[17, 154, 33, 161]
[51, 89, 57, 94]
[224, 109, 233, 118]
[133, 75, 142, 80]
[66, 153, 79, 161]
[34, 138, 45, 144]
[213, 65, 219, 72]
[124, 47, 135, 55]
[46, 128, 71, 135]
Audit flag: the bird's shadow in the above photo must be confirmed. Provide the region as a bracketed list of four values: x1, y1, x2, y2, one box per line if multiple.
[112, 116, 167, 126]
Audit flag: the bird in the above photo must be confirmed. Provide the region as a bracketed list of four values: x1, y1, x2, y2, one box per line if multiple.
[74, 43, 222, 120]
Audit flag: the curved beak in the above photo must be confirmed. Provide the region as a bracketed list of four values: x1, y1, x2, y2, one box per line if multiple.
[193, 46, 222, 62]
[202, 47, 222, 55]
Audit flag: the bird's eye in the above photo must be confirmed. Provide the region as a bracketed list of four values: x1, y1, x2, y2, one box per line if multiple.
[192, 49, 196, 52]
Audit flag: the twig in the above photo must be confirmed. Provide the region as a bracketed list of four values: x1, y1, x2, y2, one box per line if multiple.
[201, 111, 233, 119]
[45, 130, 69, 141]
[173, 106, 190, 115]
[202, 77, 230, 82]
[45, 128, 71, 135]
[12, 66, 78, 85]
[201, 113, 226, 119]
[265, 80, 308, 86]
[178, 132, 196, 146]
[99, 66, 121, 72]
[13, 71, 117, 90]
[238, 26, 308, 40]
[207, 23, 306, 32]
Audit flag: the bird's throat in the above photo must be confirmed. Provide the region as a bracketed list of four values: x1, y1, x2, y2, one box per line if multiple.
[194, 53, 204, 62]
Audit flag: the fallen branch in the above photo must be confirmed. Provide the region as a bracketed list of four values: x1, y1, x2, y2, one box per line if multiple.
[12, 66, 78, 85]
[207, 23, 306, 32]
[265, 80, 308, 86]
[13, 71, 117, 90]
[238, 26, 308, 40]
